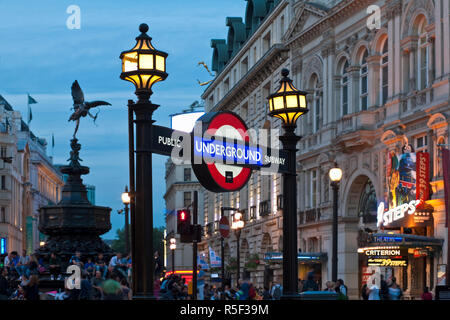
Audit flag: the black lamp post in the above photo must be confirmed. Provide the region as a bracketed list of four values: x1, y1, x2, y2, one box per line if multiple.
[231, 211, 244, 287]
[121, 186, 131, 255]
[329, 166, 342, 283]
[120, 23, 168, 300]
[169, 237, 176, 273]
[267, 68, 308, 299]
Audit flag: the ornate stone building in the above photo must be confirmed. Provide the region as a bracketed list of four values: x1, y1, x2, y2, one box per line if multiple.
[200, 0, 449, 299]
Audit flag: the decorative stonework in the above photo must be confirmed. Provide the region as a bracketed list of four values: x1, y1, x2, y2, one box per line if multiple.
[302, 55, 323, 88]
[401, 0, 435, 39]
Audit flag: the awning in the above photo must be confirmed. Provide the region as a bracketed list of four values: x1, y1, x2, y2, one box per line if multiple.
[264, 252, 327, 263]
[367, 233, 444, 248]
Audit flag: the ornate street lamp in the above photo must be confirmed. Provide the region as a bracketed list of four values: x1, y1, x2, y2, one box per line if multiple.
[169, 237, 176, 273]
[231, 211, 244, 287]
[121, 186, 131, 255]
[267, 68, 308, 299]
[329, 165, 342, 282]
[120, 23, 168, 300]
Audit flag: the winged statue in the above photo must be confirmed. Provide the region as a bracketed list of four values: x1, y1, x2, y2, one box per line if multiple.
[69, 80, 111, 138]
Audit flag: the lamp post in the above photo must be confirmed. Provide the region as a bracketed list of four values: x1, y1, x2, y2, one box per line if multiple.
[121, 186, 131, 255]
[231, 211, 244, 287]
[120, 23, 168, 300]
[267, 68, 308, 299]
[169, 237, 176, 273]
[329, 166, 342, 283]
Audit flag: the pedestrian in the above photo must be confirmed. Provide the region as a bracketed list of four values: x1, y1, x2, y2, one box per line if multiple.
[271, 282, 282, 300]
[262, 286, 272, 300]
[154, 251, 163, 278]
[95, 253, 108, 279]
[79, 272, 93, 300]
[91, 270, 104, 300]
[421, 286, 433, 300]
[302, 272, 319, 291]
[380, 275, 389, 300]
[48, 252, 62, 280]
[387, 277, 403, 300]
[0, 267, 10, 300]
[336, 279, 348, 298]
[101, 278, 124, 300]
[120, 278, 131, 300]
[24, 274, 40, 300]
[366, 282, 380, 300]
[197, 264, 206, 300]
[361, 283, 369, 300]
[324, 281, 335, 292]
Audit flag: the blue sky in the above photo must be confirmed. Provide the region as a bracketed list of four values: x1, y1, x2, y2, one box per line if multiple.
[0, 0, 247, 238]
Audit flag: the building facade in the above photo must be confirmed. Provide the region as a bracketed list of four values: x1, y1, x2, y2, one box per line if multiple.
[0, 95, 64, 255]
[200, 0, 449, 299]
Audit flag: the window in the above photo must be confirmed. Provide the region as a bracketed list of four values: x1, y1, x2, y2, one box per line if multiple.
[341, 60, 349, 116]
[279, 16, 285, 40]
[241, 102, 248, 120]
[418, 18, 429, 90]
[263, 32, 271, 53]
[381, 39, 388, 105]
[224, 77, 229, 93]
[415, 135, 428, 152]
[0, 207, 5, 223]
[310, 170, 317, 208]
[241, 57, 248, 77]
[0, 146, 6, 158]
[183, 168, 191, 182]
[183, 192, 192, 208]
[360, 50, 368, 111]
[309, 75, 321, 133]
[1, 176, 5, 190]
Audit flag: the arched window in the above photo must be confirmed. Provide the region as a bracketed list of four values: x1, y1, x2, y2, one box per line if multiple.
[417, 18, 429, 90]
[341, 60, 349, 116]
[358, 179, 377, 224]
[310, 74, 321, 133]
[380, 39, 388, 105]
[360, 49, 368, 111]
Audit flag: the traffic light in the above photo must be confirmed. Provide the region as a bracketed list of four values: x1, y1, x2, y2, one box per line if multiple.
[177, 209, 191, 235]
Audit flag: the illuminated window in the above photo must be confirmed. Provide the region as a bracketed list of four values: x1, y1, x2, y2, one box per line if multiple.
[417, 18, 429, 90]
[380, 39, 388, 105]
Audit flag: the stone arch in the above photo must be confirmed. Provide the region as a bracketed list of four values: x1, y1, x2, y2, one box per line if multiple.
[370, 28, 388, 54]
[351, 41, 370, 65]
[302, 55, 323, 88]
[335, 54, 349, 75]
[401, 0, 435, 39]
[343, 170, 381, 218]
[427, 112, 447, 130]
[260, 232, 272, 255]
[240, 238, 250, 270]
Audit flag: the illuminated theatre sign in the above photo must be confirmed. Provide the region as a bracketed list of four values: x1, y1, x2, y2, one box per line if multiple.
[359, 246, 408, 267]
[377, 143, 432, 229]
[149, 111, 289, 193]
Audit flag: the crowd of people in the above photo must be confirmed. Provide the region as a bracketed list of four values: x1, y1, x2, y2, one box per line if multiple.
[0, 249, 136, 300]
[0, 250, 435, 300]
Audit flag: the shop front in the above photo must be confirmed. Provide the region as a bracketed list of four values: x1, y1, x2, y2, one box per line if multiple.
[358, 232, 443, 299]
[264, 252, 327, 290]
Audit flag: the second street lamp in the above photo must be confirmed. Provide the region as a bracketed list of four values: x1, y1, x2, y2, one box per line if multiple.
[169, 237, 176, 273]
[121, 186, 131, 255]
[120, 23, 168, 300]
[329, 166, 342, 283]
[267, 68, 308, 299]
[231, 211, 244, 287]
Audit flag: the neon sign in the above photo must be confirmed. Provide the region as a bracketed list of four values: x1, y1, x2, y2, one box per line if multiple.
[377, 199, 421, 227]
[0, 238, 6, 255]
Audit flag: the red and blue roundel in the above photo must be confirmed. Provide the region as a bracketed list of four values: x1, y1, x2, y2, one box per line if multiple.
[191, 111, 253, 193]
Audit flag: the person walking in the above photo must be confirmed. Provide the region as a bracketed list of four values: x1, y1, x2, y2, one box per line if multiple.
[361, 283, 369, 300]
[48, 252, 61, 280]
[0, 268, 10, 300]
[324, 281, 335, 292]
[197, 265, 206, 300]
[387, 277, 403, 300]
[380, 275, 389, 300]
[366, 283, 380, 300]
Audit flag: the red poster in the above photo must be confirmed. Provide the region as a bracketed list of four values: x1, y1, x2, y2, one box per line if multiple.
[442, 148, 450, 227]
[416, 152, 430, 207]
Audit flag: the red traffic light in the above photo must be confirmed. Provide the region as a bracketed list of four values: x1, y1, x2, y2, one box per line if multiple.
[177, 209, 191, 235]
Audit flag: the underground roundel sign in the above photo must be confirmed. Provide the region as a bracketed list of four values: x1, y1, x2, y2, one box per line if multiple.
[191, 111, 254, 192]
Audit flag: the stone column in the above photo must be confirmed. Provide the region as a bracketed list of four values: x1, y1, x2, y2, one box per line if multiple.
[367, 55, 380, 107]
[347, 66, 361, 114]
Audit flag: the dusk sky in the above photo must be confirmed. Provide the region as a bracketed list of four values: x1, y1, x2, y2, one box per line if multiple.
[0, 1, 247, 238]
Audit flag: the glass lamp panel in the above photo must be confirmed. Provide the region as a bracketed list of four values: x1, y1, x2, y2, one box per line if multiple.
[273, 96, 284, 110]
[122, 52, 138, 72]
[155, 55, 165, 72]
[278, 82, 286, 93]
[329, 168, 343, 182]
[140, 40, 154, 50]
[125, 75, 140, 87]
[268, 99, 274, 112]
[299, 95, 307, 108]
[285, 95, 299, 108]
[139, 54, 154, 70]
[276, 113, 288, 123]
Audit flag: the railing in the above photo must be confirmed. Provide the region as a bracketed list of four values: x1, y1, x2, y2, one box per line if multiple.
[298, 208, 321, 225]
